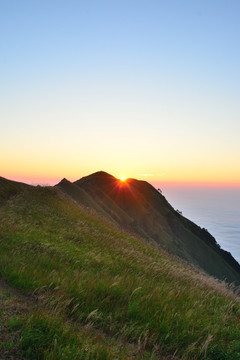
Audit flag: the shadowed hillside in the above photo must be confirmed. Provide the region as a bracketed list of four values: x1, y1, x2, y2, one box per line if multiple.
[57, 171, 240, 284]
[0, 176, 29, 205]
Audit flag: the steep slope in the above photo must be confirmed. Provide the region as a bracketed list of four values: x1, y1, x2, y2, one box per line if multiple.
[57, 177, 134, 228]
[57, 171, 240, 284]
[57, 178, 114, 221]
[0, 183, 240, 359]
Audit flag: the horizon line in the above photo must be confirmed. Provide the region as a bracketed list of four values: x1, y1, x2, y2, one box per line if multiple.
[1, 173, 240, 188]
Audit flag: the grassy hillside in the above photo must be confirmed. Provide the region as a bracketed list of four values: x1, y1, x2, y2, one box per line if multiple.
[0, 182, 240, 359]
[58, 171, 240, 284]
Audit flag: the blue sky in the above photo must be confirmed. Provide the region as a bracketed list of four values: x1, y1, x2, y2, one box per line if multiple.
[1, 0, 240, 184]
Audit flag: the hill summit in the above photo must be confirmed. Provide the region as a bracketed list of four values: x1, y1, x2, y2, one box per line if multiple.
[56, 171, 240, 284]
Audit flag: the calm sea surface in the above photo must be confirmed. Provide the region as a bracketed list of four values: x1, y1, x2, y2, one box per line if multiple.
[161, 186, 240, 264]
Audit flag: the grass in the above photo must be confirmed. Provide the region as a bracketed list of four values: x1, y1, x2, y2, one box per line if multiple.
[0, 186, 240, 359]
[9, 312, 135, 359]
[0, 287, 143, 360]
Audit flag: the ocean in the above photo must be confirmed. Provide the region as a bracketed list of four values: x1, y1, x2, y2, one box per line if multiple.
[161, 186, 240, 264]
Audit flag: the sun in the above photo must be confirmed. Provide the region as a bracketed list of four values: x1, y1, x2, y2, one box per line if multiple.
[120, 176, 127, 181]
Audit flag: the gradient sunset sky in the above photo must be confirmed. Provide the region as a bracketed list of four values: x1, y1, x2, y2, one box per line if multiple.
[1, 0, 240, 186]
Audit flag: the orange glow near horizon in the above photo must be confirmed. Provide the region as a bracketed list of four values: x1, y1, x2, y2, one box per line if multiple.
[1, 158, 240, 188]
[1, 168, 240, 188]
[151, 180, 240, 189]
[1, 135, 240, 187]
[120, 176, 127, 182]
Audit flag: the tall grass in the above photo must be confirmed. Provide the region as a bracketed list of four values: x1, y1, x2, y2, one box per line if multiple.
[0, 186, 239, 359]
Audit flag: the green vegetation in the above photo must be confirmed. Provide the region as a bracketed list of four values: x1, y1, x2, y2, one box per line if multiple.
[58, 172, 240, 283]
[0, 285, 136, 359]
[0, 183, 240, 359]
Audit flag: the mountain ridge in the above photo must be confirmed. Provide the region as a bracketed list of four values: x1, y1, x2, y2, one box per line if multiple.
[56, 171, 240, 284]
[1, 173, 239, 284]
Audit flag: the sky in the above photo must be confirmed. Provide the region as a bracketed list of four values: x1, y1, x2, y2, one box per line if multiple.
[1, 0, 240, 185]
